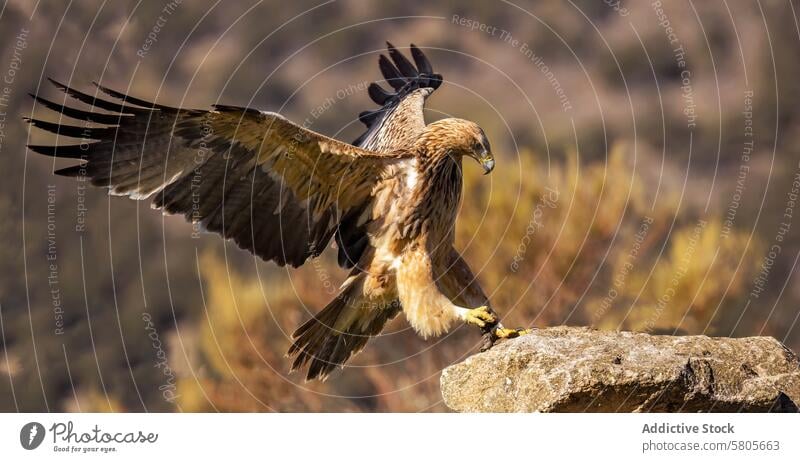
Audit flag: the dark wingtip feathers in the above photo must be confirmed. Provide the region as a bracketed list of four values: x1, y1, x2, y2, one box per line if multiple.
[91, 80, 166, 110]
[47, 76, 67, 91]
[363, 43, 442, 112]
[352, 43, 443, 147]
[409, 43, 433, 74]
[386, 43, 418, 78]
[53, 164, 88, 177]
[367, 82, 392, 105]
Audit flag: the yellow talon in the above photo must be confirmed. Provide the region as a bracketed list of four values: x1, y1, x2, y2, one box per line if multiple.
[464, 306, 497, 328]
[494, 327, 531, 339]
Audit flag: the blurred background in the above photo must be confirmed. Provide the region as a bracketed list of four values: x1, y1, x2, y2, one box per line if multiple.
[1, 0, 799, 411]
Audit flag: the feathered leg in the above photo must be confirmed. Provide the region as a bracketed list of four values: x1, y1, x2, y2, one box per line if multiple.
[396, 247, 501, 338]
[437, 247, 530, 344]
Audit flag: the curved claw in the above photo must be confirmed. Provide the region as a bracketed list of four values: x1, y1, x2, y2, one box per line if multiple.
[493, 327, 531, 339]
[464, 305, 497, 328]
[480, 326, 532, 351]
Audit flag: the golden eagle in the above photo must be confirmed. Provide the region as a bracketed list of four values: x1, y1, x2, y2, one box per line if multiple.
[27, 43, 527, 380]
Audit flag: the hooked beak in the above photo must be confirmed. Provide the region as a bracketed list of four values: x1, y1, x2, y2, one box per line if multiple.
[479, 152, 495, 175]
[471, 134, 495, 174]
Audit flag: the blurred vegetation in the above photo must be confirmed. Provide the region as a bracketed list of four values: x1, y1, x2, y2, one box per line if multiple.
[0, 0, 797, 411]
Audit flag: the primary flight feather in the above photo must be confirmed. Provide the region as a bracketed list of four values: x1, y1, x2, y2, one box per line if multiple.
[27, 43, 526, 381]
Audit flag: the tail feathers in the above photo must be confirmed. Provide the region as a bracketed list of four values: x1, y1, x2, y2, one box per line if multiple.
[288, 295, 400, 381]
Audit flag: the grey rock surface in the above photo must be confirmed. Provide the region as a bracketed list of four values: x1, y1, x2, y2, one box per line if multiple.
[440, 326, 800, 412]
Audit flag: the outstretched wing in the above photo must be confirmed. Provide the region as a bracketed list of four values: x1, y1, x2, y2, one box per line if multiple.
[335, 43, 443, 268]
[27, 79, 407, 266]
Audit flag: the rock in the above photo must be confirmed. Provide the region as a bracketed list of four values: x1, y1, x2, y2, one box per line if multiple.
[440, 326, 800, 412]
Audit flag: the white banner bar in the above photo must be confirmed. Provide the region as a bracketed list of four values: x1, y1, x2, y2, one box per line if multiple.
[0, 413, 797, 461]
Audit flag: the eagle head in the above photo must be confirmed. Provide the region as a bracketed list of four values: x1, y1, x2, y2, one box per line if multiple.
[423, 118, 494, 174]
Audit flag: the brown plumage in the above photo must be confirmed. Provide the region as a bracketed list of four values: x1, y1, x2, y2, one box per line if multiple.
[26, 43, 510, 381]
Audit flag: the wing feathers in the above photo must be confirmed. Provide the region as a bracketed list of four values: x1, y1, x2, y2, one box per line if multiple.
[28, 93, 127, 124]
[386, 42, 418, 79]
[367, 82, 393, 105]
[27, 79, 401, 267]
[26, 143, 97, 159]
[24, 117, 108, 139]
[410, 43, 433, 74]
[48, 78, 145, 114]
[92, 81, 177, 111]
[378, 54, 406, 91]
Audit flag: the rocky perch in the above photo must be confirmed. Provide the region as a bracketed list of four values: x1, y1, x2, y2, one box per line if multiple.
[441, 326, 800, 412]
